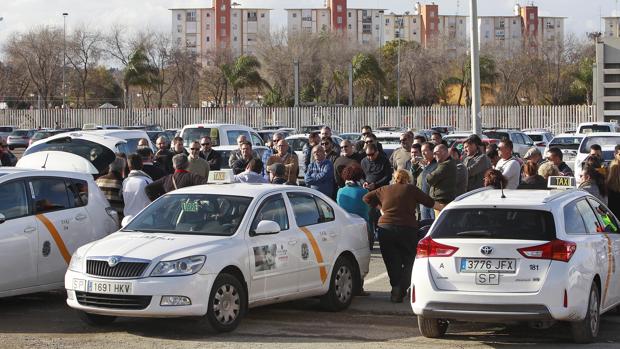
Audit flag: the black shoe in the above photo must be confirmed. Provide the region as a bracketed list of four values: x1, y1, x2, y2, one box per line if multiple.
[390, 287, 403, 303]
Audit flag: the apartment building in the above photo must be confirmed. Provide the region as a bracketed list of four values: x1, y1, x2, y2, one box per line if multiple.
[170, 0, 270, 62]
[595, 38, 620, 122]
[604, 17, 620, 38]
[478, 4, 565, 51]
[287, 1, 384, 47]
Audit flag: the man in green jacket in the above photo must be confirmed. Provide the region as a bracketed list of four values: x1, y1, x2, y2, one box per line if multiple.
[427, 144, 457, 213]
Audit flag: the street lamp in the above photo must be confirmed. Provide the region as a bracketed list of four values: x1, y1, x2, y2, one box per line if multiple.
[62, 13, 68, 112]
[469, 0, 481, 135]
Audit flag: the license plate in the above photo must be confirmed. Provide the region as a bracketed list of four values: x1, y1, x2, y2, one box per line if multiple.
[72, 278, 87, 291]
[460, 258, 516, 273]
[476, 273, 500, 285]
[81, 280, 133, 294]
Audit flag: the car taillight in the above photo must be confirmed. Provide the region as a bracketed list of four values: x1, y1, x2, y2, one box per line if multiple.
[517, 239, 576, 262]
[416, 237, 459, 258]
[535, 142, 546, 147]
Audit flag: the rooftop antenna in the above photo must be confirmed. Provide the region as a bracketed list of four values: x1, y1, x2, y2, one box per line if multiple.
[500, 178, 506, 199]
[42, 153, 49, 170]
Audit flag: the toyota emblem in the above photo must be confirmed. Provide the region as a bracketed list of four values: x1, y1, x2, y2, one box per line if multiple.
[480, 246, 493, 256]
[107, 256, 121, 267]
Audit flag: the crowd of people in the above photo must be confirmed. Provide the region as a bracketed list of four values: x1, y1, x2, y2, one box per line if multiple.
[2, 125, 619, 304]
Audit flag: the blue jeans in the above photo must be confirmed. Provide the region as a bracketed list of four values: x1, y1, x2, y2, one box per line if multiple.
[420, 206, 435, 221]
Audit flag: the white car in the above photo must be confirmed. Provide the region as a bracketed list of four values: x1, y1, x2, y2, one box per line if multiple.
[573, 132, 620, 182]
[483, 129, 535, 158]
[577, 122, 620, 134]
[285, 134, 344, 183]
[524, 129, 554, 152]
[65, 180, 370, 332]
[411, 186, 620, 343]
[0, 167, 118, 298]
[24, 132, 128, 176]
[81, 129, 156, 154]
[179, 123, 264, 151]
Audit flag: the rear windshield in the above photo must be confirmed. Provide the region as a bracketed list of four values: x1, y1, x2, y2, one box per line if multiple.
[579, 125, 612, 134]
[182, 128, 220, 147]
[549, 136, 582, 150]
[431, 209, 556, 241]
[0, 127, 13, 133]
[483, 131, 509, 140]
[528, 134, 543, 142]
[24, 138, 116, 174]
[10, 130, 31, 136]
[579, 136, 620, 153]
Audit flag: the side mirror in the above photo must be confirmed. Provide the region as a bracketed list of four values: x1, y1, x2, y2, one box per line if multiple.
[121, 216, 132, 228]
[0, 213, 5, 224]
[254, 220, 281, 235]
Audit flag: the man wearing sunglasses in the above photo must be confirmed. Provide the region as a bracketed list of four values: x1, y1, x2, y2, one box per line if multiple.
[199, 136, 222, 170]
[390, 131, 414, 172]
[187, 141, 210, 179]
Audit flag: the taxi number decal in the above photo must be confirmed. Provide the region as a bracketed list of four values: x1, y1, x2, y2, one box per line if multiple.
[35, 214, 71, 264]
[182, 201, 199, 212]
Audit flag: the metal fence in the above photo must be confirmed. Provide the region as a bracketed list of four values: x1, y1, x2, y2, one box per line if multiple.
[0, 105, 595, 134]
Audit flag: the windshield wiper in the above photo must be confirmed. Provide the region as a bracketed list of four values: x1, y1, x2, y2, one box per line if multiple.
[456, 230, 493, 237]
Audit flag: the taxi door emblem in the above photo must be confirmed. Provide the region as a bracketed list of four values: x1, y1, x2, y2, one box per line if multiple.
[301, 243, 309, 260]
[480, 246, 493, 256]
[107, 256, 121, 267]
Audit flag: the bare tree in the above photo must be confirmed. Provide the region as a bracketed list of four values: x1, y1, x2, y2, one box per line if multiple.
[66, 26, 103, 107]
[170, 48, 201, 107]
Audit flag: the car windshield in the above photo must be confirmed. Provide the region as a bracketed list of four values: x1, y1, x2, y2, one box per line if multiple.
[182, 128, 220, 147]
[10, 130, 31, 136]
[483, 131, 510, 140]
[24, 137, 116, 174]
[528, 134, 543, 142]
[377, 137, 400, 145]
[288, 138, 308, 152]
[549, 136, 583, 150]
[579, 136, 620, 153]
[124, 194, 252, 236]
[579, 125, 612, 133]
[431, 208, 556, 240]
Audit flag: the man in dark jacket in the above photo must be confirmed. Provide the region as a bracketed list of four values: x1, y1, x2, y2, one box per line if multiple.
[462, 135, 491, 191]
[199, 136, 222, 170]
[145, 154, 208, 201]
[427, 144, 457, 207]
[137, 147, 165, 181]
[334, 139, 363, 188]
[361, 143, 392, 191]
[232, 141, 256, 175]
[154, 136, 174, 174]
[303, 131, 321, 170]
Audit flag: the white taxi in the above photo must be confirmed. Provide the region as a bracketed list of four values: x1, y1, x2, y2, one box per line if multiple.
[0, 166, 118, 298]
[65, 173, 370, 332]
[411, 180, 620, 343]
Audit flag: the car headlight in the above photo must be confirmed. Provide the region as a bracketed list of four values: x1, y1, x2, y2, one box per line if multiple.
[150, 256, 206, 277]
[68, 252, 84, 273]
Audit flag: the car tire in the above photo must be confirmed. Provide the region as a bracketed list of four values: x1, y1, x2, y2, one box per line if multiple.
[77, 311, 116, 326]
[320, 256, 355, 312]
[204, 273, 246, 333]
[571, 282, 600, 344]
[418, 316, 448, 338]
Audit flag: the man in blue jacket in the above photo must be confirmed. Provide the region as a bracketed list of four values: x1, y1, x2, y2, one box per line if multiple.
[305, 145, 335, 198]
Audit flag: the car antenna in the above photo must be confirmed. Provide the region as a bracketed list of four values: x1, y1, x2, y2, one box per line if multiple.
[500, 179, 506, 199]
[42, 153, 49, 170]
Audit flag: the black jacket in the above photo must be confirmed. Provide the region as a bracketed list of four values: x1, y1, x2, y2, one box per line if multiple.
[518, 175, 547, 189]
[145, 170, 208, 201]
[361, 153, 392, 188]
[200, 149, 223, 171]
[154, 149, 174, 174]
[142, 163, 166, 181]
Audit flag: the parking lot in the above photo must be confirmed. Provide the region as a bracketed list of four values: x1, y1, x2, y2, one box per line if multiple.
[1, 248, 619, 349]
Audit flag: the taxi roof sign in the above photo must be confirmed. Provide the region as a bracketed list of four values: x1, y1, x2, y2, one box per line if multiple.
[547, 176, 576, 189]
[208, 169, 234, 184]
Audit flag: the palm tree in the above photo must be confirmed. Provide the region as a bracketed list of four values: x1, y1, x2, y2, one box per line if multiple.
[443, 54, 498, 106]
[352, 53, 386, 105]
[571, 57, 594, 105]
[220, 55, 269, 106]
[124, 46, 160, 107]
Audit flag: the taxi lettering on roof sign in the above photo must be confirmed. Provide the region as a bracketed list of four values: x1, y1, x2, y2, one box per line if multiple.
[208, 169, 233, 184]
[547, 176, 576, 189]
[65, 183, 371, 333]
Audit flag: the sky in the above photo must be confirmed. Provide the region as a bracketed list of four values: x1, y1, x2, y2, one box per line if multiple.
[0, 0, 618, 45]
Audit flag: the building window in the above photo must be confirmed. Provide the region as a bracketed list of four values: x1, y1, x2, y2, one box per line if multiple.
[206, 36, 210, 42]
[430, 22, 435, 30]
[233, 12, 237, 17]
[233, 24, 237, 30]
[221, 4, 226, 11]
[221, 29, 227, 37]
[261, 13, 265, 18]
[292, 13, 297, 18]
[529, 13, 534, 20]
[177, 13, 182, 21]
[247, 12, 257, 22]
[177, 25, 182, 33]
[206, 24, 210, 30]
[375, 24, 379, 30]
[207, 12, 210, 17]
[362, 24, 372, 34]
[529, 23, 535, 32]
[186, 11, 196, 22]
[221, 16, 226, 24]
[459, 19, 463, 24]
[234, 36, 237, 41]
[413, 18, 416, 24]
[337, 5, 342, 12]
[430, 11, 435, 18]
[348, 24, 352, 29]
[513, 20, 516, 24]
[386, 18, 390, 24]
[337, 16, 342, 24]
[413, 31, 417, 35]
[348, 12, 352, 18]
[247, 34, 257, 42]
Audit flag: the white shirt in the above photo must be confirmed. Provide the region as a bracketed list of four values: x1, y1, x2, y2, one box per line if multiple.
[122, 170, 153, 218]
[495, 157, 521, 189]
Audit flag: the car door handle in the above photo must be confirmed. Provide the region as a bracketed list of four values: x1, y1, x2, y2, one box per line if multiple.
[75, 214, 88, 221]
[288, 239, 298, 245]
[24, 227, 36, 233]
